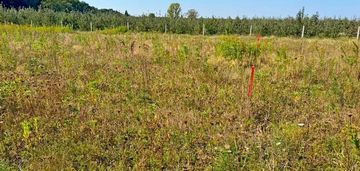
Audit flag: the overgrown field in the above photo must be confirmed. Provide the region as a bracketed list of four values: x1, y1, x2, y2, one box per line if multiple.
[0, 25, 360, 170]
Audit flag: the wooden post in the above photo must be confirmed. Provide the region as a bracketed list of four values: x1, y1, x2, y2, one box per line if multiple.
[30, 20, 33, 27]
[357, 26, 360, 40]
[202, 23, 205, 36]
[300, 25, 305, 55]
[249, 25, 253, 36]
[90, 22, 93, 32]
[301, 25, 305, 38]
[127, 22, 130, 30]
[165, 24, 167, 34]
[60, 20, 63, 27]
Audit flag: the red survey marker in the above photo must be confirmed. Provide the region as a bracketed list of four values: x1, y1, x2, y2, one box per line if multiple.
[247, 65, 255, 97]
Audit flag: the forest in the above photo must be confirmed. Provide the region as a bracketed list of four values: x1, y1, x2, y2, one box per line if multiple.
[0, 0, 359, 38]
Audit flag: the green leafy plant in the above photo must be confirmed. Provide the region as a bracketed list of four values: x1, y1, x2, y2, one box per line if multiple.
[215, 38, 245, 60]
[21, 120, 31, 140]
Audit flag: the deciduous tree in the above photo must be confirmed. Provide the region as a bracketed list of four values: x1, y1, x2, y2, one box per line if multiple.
[167, 3, 181, 20]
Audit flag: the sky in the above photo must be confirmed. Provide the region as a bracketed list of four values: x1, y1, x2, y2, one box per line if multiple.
[82, 0, 359, 19]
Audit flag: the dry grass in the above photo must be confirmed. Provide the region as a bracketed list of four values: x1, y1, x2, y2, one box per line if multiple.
[0, 25, 360, 170]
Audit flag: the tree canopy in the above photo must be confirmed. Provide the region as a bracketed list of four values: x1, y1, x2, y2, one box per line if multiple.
[0, 2, 358, 38]
[40, 0, 95, 12]
[0, 0, 40, 9]
[186, 9, 198, 20]
[0, 0, 103, 13]
[167, 3, 181, 19]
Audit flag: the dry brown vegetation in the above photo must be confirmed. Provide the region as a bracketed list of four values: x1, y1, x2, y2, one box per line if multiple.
[0, 25, 360, 170]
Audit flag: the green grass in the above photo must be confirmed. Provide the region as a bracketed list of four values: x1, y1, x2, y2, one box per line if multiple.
[99, 26, 128, 34]
[0, 24, 359, 170]
[0, 24, 73, 34]
[0, 160, 12, 171]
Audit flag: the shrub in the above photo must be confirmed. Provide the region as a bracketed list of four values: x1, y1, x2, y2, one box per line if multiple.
[99, 26, 128, 34]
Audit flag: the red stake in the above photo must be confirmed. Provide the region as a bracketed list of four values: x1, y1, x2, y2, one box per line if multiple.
[247, 65, 255, 97]
[256, 34, 262, 42]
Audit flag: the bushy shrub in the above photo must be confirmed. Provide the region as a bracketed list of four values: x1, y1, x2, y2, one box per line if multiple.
[99, 26, 128, 34]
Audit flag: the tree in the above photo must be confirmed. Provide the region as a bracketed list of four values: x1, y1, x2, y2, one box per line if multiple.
[296, 7, 305, 24]
[310, 12, 319, 22]
[148, 13, 155, 18]
[167, 3, 181, 20]
[186, 9, 198, 20]
[125, 10, 130, 16]
[0, 0, 40, 9]
[25, 0, 41, 8]
[40, 0, 95, 12]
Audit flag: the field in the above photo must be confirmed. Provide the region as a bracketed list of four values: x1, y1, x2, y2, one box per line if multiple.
[0, 25, 360, 170]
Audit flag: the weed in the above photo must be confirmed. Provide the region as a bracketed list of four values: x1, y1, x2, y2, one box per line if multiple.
[99, 26, 128, 34]
[0, 26, 359, 170]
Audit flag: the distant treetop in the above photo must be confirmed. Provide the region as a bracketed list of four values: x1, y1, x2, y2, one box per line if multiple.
[0, 0, 122, 15]
[167, 3, 181, 19]
[125, 10, 130, 16]
[40, 0, 95, 12]
[0, 0, 41, 9]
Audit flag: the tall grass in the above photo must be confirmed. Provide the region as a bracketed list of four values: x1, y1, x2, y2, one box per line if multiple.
[0, 24, 73, 33]
[0, 27, 359, 170]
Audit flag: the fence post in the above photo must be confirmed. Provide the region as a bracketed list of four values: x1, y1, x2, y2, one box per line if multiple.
[357, 26, 360, 40]
[301, 25, 305, 38]
[202, 23, 205, 36]
[30, 20, 33, 27]
[61, 20, 63, 27]
[165, 24, 167, 34]
[127, 22, 130, 31]
[90, 22, 93, 32]
[249, 25, 253, 36]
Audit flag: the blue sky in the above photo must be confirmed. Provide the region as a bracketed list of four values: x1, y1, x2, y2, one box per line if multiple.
[83, 0, 359, 19]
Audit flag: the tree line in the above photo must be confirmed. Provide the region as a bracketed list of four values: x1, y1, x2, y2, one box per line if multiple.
[0, 1, 359, 38]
